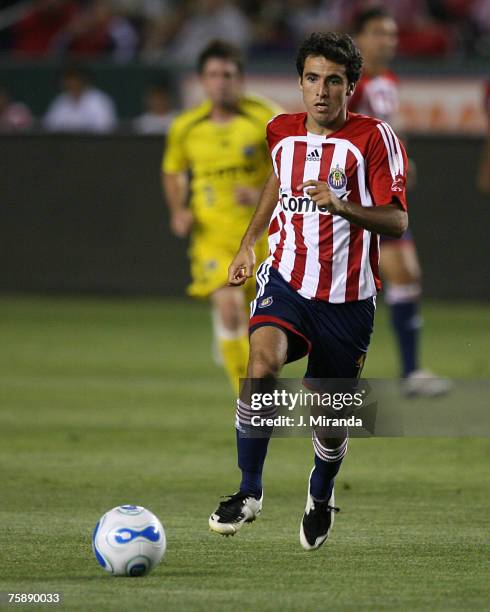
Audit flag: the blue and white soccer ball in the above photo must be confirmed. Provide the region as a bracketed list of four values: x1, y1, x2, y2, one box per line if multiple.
[92, 505, 166, 577]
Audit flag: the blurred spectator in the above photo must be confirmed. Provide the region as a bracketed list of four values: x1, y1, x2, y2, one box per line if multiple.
[286, 0, 359, 42]
[466, 0, 490, 57]
[1, 0, 488, 60]
[477, 80, 490, 193]
[244, 1, 291, 54]
[387, 0, 456, 56]
[57, 0, 139, 61]
[168, 0, 251, 64]
[249, 0, 460, 57]
[133, 84, 176, 134]
[44, 65, 117, 132]
[138, 1, 188, 61]
[10, 0, 80, 57]
[0, 86, 33, 132]
[0, 0, 31, 51]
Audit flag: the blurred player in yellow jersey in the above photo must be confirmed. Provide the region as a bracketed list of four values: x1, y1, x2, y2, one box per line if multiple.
[162, 40, 280, 392]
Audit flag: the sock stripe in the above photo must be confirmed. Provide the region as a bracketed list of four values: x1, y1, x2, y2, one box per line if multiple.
[313, 441, 348, 462]
[236, 399, 277, 426]
[236, 400, 277, 417]
[312, 432, 348, 462]
[385, 282, 421, 305]
[237, 400, 277, 416]
[315, 439, 348, 459]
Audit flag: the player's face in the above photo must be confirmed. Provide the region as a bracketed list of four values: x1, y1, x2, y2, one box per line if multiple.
[63, 75, 85, 99]
[357, 17, 398, 65]
[299, 56, 354, 131]
[200, 58, 243, 108]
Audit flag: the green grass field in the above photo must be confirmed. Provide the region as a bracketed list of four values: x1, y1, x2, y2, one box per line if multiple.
[0, 296, 489, 611]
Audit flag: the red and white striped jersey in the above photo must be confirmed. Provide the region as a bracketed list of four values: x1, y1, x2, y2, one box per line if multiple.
[348, 70, 399, 124]
[265, 111, 408, 303]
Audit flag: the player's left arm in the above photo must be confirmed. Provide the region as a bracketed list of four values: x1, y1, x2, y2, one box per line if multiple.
[297, 185, 407, 238]
[300, 124, 409, 237]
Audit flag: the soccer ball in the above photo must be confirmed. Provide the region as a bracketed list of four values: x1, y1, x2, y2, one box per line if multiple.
[92, 505, 166, 577]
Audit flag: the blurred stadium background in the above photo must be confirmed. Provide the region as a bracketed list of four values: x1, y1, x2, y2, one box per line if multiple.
[0, 1, 489, 610]
[0, 0, 489, 297]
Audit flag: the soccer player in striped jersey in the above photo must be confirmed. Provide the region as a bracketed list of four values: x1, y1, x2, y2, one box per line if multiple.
[162, 41, 279, 393]
[209, 32, 408, 549]
[351, 7, 451, 396]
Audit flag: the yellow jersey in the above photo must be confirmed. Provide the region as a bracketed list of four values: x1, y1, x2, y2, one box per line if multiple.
[162, 94, 280, 246]
[162, 94, 280, 298]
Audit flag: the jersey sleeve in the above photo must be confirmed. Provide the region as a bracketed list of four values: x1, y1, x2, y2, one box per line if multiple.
[266, 115, 286, 178]
[266, 113, 298, 153]
[162, 117, 189, 174]
[266, 115, 281, 153]
[366, 123, 408, 210]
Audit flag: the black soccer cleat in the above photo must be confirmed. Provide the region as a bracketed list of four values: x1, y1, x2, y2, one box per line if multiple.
[209, 491, 263, 536]
[300, 469, 339, 551]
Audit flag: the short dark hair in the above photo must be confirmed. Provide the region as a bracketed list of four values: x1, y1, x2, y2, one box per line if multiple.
[296, 32, 363, 86]
[353, 7, 392, 34]
[148, 83, 170, 95]
[62, 65, 90, 82]
[197, 40, 244, 74]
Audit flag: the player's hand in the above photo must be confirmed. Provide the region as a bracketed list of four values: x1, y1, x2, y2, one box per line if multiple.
[170, 209, 193, 237]
[228, 244, 256, 286]
[235, 186, 261, 207]
[297, 180, 344, 215]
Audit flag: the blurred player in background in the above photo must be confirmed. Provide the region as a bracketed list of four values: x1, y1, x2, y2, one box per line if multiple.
[351, 7, 451, 396]
[477, 80, 490, 194]
[162, 40, 280, 393]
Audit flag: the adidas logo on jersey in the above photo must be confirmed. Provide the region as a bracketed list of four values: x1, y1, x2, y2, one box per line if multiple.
[306, 149, 320, 161]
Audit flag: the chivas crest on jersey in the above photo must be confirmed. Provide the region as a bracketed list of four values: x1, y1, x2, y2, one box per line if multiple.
[328, 164, 347, 190]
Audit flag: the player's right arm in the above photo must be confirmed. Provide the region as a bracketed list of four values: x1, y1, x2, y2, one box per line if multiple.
[228, 171, 279, 285]
[161, 116, 193, 238]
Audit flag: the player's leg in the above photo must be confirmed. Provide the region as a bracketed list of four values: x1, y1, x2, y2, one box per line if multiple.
[187, 237, 251, 393]
[209, 264, 310, 536]
[299, 432, 346, 551]
[208, 325, 289, 535]
[210, 285, 249, 394]
[380, 237, 451, 395]
[236, 325, 289, 494]
[300, 298, 374, 550]
[380, 236, 421, 378]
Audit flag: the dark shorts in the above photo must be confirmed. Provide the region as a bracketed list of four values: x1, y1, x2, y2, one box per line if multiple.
[249, 264, 375, 379]
[380, 228, 413, 244]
